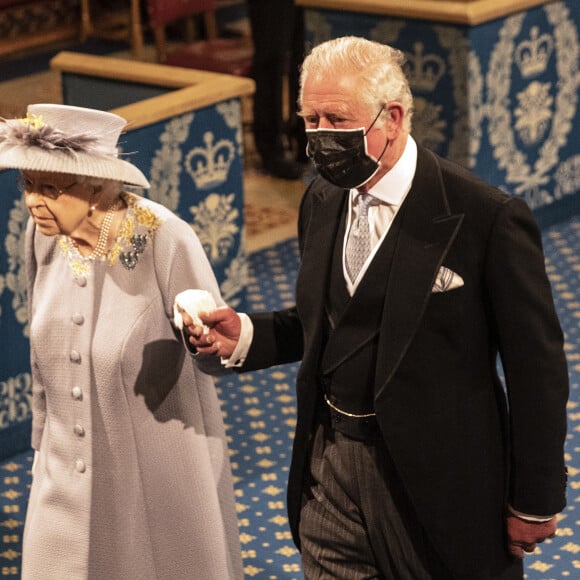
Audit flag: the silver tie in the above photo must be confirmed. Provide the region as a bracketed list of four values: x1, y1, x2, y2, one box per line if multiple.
[346, 193, 376, 283]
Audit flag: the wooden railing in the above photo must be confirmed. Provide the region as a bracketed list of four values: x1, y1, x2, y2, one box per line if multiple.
[296, 0, 549, 26]
[50, 51, 255, 130]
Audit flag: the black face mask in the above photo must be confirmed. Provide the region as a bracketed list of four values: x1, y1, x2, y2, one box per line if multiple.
[306, 108, 388, 189]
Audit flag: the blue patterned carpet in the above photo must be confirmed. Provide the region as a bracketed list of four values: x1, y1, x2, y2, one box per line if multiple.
[2, 215, 580, 579]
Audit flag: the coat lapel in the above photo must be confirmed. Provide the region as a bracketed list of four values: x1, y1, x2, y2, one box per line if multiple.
[375, 147, 464, 399]
[295, 181, 347, 373]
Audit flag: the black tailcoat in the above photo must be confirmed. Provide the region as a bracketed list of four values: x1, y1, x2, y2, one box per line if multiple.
[243, 145, 568, 579]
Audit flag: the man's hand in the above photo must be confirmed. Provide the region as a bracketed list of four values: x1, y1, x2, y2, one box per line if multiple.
[506, 513, 557, 558]
[184, 307, 242, 359]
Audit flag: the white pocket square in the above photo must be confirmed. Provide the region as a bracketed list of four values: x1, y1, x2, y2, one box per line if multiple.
[432, 266, 464, 293]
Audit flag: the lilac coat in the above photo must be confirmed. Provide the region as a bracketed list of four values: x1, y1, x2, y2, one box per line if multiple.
[22, 194, 243, 580]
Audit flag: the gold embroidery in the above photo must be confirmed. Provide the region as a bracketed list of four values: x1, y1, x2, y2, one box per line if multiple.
[58, 192, 163, 275]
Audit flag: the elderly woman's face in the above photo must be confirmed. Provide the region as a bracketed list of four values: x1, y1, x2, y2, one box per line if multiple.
[21, 171, 94, 236]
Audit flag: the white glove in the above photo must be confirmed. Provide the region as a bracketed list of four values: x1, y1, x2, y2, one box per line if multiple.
[173, 289, 217, 332]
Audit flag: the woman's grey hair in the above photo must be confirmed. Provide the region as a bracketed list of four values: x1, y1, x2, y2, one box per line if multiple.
[299, 36, 414, 133]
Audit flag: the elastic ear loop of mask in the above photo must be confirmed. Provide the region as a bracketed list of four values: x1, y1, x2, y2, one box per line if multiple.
[365, 104, 390, 163]
[364, 104, 387, 136]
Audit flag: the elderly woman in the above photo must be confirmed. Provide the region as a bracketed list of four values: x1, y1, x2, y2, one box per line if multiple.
[0, 104, 243, 579]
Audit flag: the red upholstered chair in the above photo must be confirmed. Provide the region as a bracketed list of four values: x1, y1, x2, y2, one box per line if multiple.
[145, 0, 253, 77]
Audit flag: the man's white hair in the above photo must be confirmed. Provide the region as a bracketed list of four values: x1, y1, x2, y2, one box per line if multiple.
[299, 36, 414, 133]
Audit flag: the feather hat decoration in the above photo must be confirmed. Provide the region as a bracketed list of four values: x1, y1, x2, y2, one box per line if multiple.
[0, 104, 150, 188]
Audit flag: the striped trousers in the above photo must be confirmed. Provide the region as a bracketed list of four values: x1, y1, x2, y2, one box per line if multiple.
[299, 419, 452, 579]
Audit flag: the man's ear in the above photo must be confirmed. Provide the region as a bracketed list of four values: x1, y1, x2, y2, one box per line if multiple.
[385, 103, 405, 140]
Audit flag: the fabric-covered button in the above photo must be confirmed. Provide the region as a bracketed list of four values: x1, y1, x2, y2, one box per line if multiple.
[72, 313, 85, 325]
[75, 459, 86, 473]
[71, 386, 83, 400]
[70, 350, 81, 363]
[75, 276, 87, 287]
[74, 424, 85, 437]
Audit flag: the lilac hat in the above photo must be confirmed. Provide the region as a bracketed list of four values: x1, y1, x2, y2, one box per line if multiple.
[0, 103, 150, 188]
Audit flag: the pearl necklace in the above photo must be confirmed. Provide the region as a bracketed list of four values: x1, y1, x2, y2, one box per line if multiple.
[71, 200, 119, 260]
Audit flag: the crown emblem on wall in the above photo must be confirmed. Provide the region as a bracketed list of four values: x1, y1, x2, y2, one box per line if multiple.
[404, 42, 446, 92]
[186, 132, 235, 190]
[515, 26, 553, 78]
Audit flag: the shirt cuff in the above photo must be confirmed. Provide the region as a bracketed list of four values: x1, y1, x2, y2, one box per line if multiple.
[508, 505, 555, 522]
[221, 313, 253, 368]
